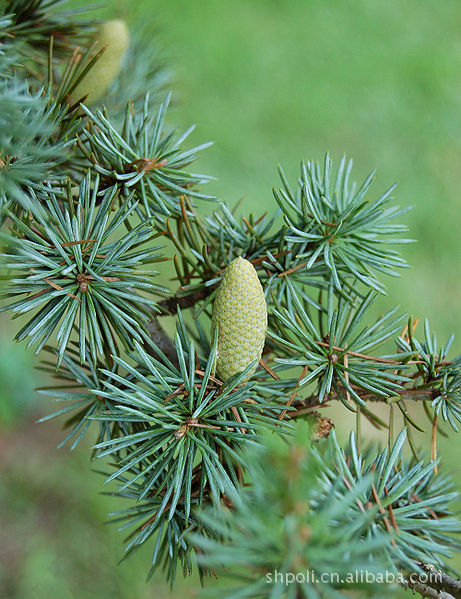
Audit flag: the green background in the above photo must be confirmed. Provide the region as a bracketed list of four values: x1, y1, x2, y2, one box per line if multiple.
[1, 0, 460, 597]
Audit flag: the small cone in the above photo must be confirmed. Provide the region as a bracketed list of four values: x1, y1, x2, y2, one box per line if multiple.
[212, 256, 267, 381]
[72, 20, 130, 104]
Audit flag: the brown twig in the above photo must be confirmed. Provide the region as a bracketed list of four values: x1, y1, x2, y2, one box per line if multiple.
[402, 576, 455, 599]
[431, 414, 438, 476]
[43, 277, 80, 302]
[158, 287, 213, 315]
[145, 319, 179, 367]
[420, 564, 461, 599]
[371, 483, 396, 548]
[277, 260, 310, 278]
[279, 365, 309, 421]
[231, 405, 247, 434]
[384, 484, 400, 536]
[258, 358, 280, 380]
[315, 340, 419, 365]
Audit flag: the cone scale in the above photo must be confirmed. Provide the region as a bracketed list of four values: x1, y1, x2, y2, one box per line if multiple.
[212, 256, 267, 381]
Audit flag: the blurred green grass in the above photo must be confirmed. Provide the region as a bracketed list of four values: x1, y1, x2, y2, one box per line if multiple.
[1, 0, 461, 597]
[150, 0, 461, 340]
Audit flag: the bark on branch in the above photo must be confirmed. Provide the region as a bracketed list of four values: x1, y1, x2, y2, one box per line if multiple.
[420, 565, 461, 599]
[145, 318, 179, 367]
[286, 384, 436, 419]
[403, 577, 455, 599]
[402, 565, 461, 599]
[158, 287, 214, 316]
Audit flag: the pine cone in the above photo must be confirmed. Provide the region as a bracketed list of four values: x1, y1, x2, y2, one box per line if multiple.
[212, 256, 267, 381]
[72, 20, 130, 104]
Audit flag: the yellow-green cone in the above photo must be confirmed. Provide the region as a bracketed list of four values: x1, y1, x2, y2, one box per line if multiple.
[72, 20, 130, 104]
[212, 256, 267, 382]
